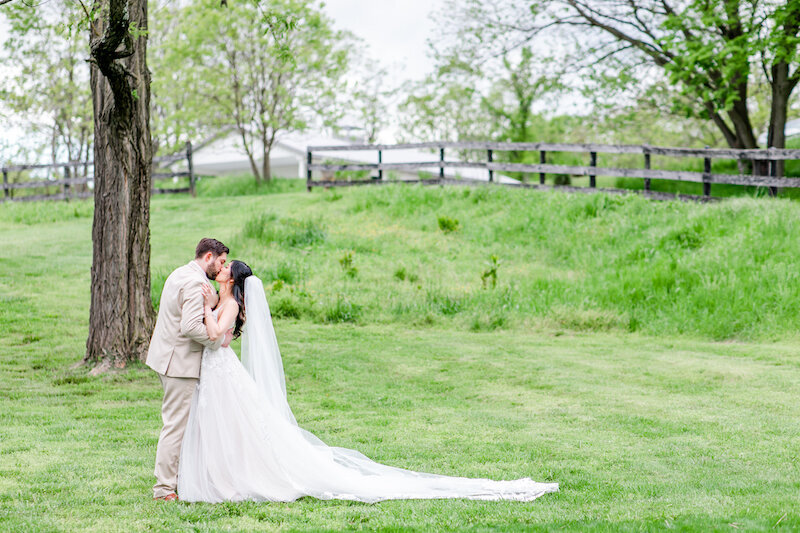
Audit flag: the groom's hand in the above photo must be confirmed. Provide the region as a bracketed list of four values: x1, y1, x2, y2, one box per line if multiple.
[221, 330, 233, 348]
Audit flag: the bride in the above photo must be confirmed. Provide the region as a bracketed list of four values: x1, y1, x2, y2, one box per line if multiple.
[177, 259, 558, 503]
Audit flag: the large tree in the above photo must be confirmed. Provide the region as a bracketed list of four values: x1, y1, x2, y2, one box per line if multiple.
[151, 0, 349, 182]
[84, 0, 155, 371]
[434, 1, 800, 164]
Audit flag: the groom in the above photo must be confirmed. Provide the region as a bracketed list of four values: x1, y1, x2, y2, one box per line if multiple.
[146, 238, 233, 501]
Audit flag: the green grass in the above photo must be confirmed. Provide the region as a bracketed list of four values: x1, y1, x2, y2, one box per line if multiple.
[3, 184, 800, 531]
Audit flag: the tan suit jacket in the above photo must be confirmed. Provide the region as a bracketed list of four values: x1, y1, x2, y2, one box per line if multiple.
[146, 261, 223, 378]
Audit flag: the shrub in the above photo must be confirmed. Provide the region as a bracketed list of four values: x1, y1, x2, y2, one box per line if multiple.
[481, 255, 501, 289]
[339, 251, 358, 278]
[270, 296, 303, 319]
[437, 215, 460, 233]
[393, 266, 418, 282]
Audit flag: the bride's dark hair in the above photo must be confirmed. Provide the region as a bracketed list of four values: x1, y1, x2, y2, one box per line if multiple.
[230, 260, 253, 339]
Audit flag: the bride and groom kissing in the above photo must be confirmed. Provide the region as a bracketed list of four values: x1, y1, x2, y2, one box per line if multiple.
[146, 238, 559, 503]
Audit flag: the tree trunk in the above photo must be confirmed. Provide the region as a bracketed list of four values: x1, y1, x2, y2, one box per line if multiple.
[768, 61, 795, 177]
[262, 142, 272, 182]
[237, 127, 262, 182]
[84, 0, 155, 371]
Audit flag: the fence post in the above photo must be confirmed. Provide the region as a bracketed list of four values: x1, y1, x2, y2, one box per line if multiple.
[377, 149, 383, 181]
[643, 149, 651, 192]
[769, 159, 778, 197]
[2, 168, 8, 200]
[63, 165, 71, 200]
[186, 141, 196, 197]
[306, 150, 312, 191]
[539, 150, 546, 184]
[703, 147, 711, 198]
[589, 151, 597, 188]
[439, 147, 445, 180]
[487, 149, 493, 182]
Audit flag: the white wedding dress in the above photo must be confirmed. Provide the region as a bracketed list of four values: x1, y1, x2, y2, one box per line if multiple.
[177, 277, 558, 503]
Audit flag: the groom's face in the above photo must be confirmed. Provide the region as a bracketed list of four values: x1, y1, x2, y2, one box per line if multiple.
[205, 252, 228, 280]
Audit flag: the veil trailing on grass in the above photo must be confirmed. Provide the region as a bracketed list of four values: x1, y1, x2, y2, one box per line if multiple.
[238, 276, 558, 502]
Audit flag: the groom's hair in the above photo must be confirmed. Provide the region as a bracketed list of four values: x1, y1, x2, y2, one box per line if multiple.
[195, 238, 229, 258]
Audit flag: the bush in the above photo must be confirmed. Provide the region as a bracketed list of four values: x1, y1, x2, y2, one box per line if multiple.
[481, 255, 501, 289]
[339, 251, 358, 278]
[270, 296, 303, 319]
[437, 215, 460, 233]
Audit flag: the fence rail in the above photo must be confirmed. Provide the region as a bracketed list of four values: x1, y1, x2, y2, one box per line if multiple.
[1, 142, 198, 202]
[306, 141, 800, 200]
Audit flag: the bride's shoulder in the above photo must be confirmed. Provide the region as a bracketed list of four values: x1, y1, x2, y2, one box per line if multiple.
[221, 298, 240, 313]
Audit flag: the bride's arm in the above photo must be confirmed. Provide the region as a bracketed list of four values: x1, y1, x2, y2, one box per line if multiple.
[201, 285, 238, 342]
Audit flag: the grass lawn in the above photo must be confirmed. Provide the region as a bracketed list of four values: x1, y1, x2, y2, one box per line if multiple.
[2, 182, 800, 531]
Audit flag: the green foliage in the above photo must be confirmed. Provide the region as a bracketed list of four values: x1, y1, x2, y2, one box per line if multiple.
[0, 2, 93, 164]
[430, 1, 800, 152]
[149, 0, 351, 179]
[437, 215, 460, 233]
[338, 250, 358, 278]
[480, 255, 501, 289]
[393, 266, 419, 283]
[268, 288, 315, 320]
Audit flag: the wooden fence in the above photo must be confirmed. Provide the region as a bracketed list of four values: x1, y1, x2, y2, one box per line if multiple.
[0, 141, 197, 202]
[306, 141, 800, 201]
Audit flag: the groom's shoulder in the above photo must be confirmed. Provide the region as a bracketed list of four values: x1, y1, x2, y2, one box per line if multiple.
[165, 263, 196, 284]
[168, 262, 205, 286]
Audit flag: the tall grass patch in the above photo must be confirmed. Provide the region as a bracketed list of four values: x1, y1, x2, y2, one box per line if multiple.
[297, 185, 800, 340]
[243, 213, 326, 248]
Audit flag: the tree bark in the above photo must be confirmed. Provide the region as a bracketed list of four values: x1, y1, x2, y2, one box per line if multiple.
[84, 0, 155, 371]
[262, 143, 272, 181]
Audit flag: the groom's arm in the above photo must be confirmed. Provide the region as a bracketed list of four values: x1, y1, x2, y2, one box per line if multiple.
[180, 281, 225, 350]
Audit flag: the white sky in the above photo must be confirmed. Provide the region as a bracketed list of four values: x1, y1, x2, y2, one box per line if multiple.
[321, 0, 444, 82]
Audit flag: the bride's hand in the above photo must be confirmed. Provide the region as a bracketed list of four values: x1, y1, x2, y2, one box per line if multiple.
[201, 284, 216, 308]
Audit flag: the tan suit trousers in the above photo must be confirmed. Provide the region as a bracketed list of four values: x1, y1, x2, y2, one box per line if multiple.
[153, 373, 198, 498]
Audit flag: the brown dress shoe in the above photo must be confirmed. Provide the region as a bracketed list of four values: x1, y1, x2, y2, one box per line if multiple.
[154, 492, 179, 501]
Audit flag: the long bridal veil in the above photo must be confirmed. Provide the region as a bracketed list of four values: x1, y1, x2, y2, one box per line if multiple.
[240, 276, 558, 502]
